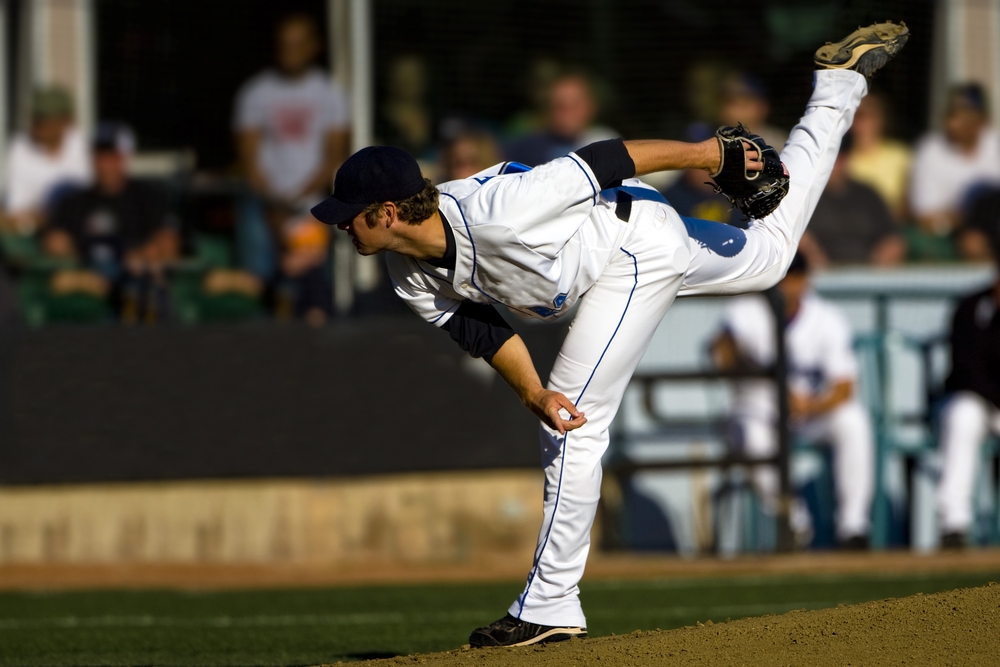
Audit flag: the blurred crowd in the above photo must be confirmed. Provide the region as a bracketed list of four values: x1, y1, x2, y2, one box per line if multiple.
[0, 14, 348, 326]
[1, 13, 1000, 327]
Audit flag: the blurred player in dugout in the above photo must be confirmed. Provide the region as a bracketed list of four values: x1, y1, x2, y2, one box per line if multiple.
[712, 253, 874, 549]
[937, 236, 1000, 549]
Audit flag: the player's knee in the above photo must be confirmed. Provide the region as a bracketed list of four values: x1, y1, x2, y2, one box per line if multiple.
[943, 392, 988, 428]
[830, 400, 867, 423]
[828, 401, 874, 442]
[738, 419, 775, 456]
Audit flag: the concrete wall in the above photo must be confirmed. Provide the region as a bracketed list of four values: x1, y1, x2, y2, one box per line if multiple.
[0, 470, 544, 564]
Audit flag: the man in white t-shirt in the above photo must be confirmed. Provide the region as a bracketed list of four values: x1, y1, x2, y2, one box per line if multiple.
[233, 13, 350, 282]
[909, 84, 1000, 236]
[713, 253, 874, 549]
[2, 87, 91, 236]
[235, 13, 350, 204]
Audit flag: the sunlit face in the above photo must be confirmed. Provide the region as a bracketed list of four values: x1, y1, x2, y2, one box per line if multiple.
[549, 77, 596, 139]
[720, 94, 768, 129]
[276, 20, 319, 76]
[778, 271, 810, 310]
[446, 137, 487, 180]
[93, 150, 127, 193]
[338, 209, 392, 256]
[945, 100, 986, 148]
[30, 115, 70, 150]
[851, 96, 885, 142]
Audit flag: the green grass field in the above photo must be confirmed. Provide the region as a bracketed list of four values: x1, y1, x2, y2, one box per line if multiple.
[1, 571, 997, 666]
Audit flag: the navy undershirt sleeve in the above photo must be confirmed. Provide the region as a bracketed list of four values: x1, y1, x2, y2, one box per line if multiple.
[441, 301, 516, 363]
[574, 138, 636, 189]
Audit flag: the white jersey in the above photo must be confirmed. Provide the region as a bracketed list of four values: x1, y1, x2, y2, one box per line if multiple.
[234, 67, 350, 199]
[722, 291, 858, 422]
[909, 127, 1000, 217]
[387, 156, 665, 325]
[4, 128, 91, 224]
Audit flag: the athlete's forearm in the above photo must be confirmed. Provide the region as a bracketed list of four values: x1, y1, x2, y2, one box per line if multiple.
[799, 379, 853, 417]
[624, 139, 722, 176]
[489, 335, 587, 434]
[489, 335, 545, 404]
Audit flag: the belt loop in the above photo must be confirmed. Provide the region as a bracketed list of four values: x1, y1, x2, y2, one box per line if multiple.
[615, 190, 632, 223]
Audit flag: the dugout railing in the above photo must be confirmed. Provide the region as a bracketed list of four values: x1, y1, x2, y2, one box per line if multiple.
[604, 286, 798, 553]
[606, 276, 999, 554]
[821, 287, 999, 549]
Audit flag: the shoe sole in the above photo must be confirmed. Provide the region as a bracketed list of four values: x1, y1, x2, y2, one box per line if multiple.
[507, 627, 587, 647]
[470, 626, 587, 648]
[814, 22, 909, 70]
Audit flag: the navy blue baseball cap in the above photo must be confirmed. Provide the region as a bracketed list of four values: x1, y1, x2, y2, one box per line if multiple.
[311, 146, 426, 226]
[786, 251, 810, 274]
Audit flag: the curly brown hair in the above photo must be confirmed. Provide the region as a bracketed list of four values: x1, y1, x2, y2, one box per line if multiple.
[363, 179, 439, 228]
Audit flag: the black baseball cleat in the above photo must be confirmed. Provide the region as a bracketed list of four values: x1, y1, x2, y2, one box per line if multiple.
[839, 534, 870, 551]
[469, 613, 587, 648]
[941, 531, 967, 550]
[814, 21, 909, 80]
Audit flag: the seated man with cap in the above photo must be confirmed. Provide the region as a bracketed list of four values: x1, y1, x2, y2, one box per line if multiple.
[43, 123, 178, 321]
[712, 252, 875, 549]
[2, 86, 91, 236]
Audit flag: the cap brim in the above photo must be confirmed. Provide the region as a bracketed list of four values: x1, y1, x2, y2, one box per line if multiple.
[311, 196, 367, 226]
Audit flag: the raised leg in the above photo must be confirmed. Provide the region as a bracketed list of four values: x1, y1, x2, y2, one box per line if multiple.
[678, 70, 867, 296]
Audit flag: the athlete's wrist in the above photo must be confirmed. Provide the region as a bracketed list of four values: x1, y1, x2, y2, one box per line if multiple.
[520, 383, 546, 407]
[703, 138, 723, 174]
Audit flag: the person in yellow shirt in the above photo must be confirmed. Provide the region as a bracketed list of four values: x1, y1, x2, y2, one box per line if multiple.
[847, 92, 911, 219]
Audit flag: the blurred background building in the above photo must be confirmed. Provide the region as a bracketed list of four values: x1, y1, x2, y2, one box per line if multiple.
[0, 0, 999, 567]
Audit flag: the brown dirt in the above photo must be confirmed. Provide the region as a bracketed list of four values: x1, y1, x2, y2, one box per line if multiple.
[340, 583, 1000, 667]
[2, 549, 999, 590]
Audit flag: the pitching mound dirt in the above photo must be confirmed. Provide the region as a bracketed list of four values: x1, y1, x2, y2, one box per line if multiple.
[338, 582, 1000, 666]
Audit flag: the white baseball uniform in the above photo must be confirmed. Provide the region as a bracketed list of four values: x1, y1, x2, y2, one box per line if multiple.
[937, 392, 1000, 533]
[721, 292, 875, 541]
[934, 287, 1000, 537]
[388, 69, 867, 627]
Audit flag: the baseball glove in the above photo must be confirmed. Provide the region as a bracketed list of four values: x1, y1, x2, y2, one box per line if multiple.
[708, 123, 790, 220]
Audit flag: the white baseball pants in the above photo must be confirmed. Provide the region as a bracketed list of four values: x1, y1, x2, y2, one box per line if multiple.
[937, 391, 1000, 533]
[510, 69, 867, 628]
[739, 400, 875, 541]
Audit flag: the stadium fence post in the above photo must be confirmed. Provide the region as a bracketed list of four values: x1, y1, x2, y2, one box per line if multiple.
[765, 286, 795, 552]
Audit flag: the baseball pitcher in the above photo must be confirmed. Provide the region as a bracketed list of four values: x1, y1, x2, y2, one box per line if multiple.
[311, 23, 908, 648]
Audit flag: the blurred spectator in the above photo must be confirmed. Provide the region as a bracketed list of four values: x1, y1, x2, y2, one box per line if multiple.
[275, 213, 332, 326]
[847, 92, 911, 219]
[957, 186, 1000, 262]
[909, 84, 1000, 239]
[234, 12, 350, 282]
[505, 70, 618, 166]
[2, 87, 90, 236]
[799, 134, 906, 267]
[504, 58, 561, 138]
[684, 61, 730, 128]
[661, 125, 742, 227]
[712, 253, 874, 550]
[718, 73, 788, 151]
[937, 270, 1000, 550]
[379, 55, 432, 158]
[438, 131, 501, 182]
[42, 123, 178, 323]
